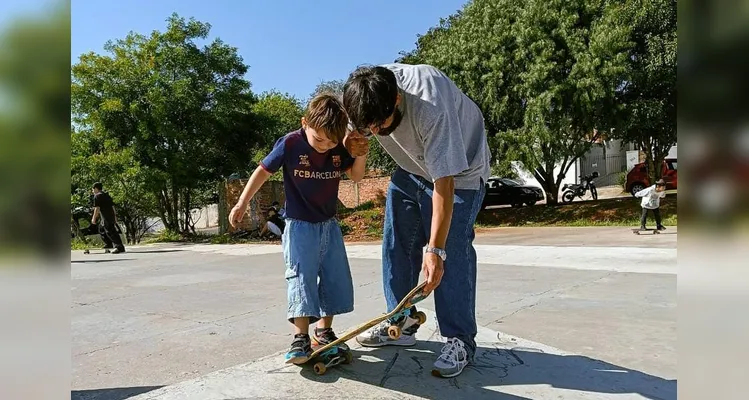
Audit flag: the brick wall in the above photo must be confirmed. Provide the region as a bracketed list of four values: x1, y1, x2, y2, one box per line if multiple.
[338, 177, 390, 208]
[218, 176, 390, 233]
[219, 179, 285, 234]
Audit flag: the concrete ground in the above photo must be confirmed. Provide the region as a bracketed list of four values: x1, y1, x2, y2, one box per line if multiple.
[71, 226, 676, 400]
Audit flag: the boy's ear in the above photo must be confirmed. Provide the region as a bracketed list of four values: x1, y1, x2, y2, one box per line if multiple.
[300, 116, 307, 128]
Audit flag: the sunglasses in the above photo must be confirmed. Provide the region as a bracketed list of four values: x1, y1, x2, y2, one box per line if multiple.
[347, 121, 385, 139]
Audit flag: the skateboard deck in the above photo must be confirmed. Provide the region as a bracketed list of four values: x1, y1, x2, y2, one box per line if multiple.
[295, 281, 431, 375]
[632, 228, 661, 235]
[83, 249, 111, 254]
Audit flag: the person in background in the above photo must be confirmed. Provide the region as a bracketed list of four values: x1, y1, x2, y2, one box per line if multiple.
[635, 178, 667, 230]
[91, 182, 125, 253]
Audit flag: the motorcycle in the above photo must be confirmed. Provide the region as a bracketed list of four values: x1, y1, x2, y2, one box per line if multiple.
[561, 171, 599, 203]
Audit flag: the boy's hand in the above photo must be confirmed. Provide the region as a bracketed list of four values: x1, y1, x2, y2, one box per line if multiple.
[343, 131, 369, 157]
[229, 204, 246, 228]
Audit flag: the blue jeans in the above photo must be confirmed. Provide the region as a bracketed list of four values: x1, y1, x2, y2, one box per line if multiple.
[282, 218, 354, 324]
[382, 168, 485, 355]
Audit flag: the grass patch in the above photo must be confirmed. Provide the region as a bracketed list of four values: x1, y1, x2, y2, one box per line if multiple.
[476, 195, 677, 228]
[336, 194, 677, 241]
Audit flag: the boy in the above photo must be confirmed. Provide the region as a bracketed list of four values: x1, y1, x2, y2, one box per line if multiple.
[228, 94, 368, 364]
[260, 202, 285, 239]
[635, 179, 667, 230]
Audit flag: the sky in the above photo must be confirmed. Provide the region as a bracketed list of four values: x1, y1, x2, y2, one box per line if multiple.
[69, 0, 467, 100]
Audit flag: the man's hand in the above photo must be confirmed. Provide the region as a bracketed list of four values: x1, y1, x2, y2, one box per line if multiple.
[343, 130, 369, 157]
[228, 204, 246, 228]
[422, 252, 445, 294]
[91, 218, 97, 226]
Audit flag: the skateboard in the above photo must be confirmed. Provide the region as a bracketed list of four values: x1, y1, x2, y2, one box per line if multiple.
[83, 248, 111, 254]
[296, 281, 431, 375]
[632, 228, 661, 235]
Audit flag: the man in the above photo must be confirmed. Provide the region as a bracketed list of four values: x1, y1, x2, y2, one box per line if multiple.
[91, 182, 125, 253]
[342, 64, 491, 378]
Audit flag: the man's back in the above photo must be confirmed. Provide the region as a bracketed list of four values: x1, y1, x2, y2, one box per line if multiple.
[93, 191, 116, 222]
[376, 63, 491, 190]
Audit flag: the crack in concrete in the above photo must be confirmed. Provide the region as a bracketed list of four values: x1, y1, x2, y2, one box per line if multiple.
[489, 271, 615, 324]
[378, 351, 399, 387]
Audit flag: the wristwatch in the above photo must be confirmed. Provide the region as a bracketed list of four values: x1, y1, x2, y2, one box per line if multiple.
[425, 246, 447, 261]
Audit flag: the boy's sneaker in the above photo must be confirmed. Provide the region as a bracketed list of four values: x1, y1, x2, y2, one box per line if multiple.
[111, 248, 125, 254]
[284, 333, 312, 364]
[657, 225, 667, 231]
[313, 327, 348, 351]
[432, 338, 471, 378]
[356, 314, 420, 347]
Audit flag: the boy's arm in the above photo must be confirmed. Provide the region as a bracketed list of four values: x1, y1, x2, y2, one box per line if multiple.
[91, 207, 99, 224]
[634, 187, 651, 198]
[345, 155, 367, 182]
[235, 166, 273, 210]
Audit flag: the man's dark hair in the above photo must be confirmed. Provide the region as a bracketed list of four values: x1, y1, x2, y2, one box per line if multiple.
[343, 65, 399, 129]
[92, 182, 103, 190]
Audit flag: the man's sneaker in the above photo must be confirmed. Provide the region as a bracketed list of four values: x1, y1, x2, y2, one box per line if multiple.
[657, 225, 667, 231]
[111, 248, 125, 254]
[284, 333, 312, 364]
[313, 327, 349, 351]
[356, 314, 419, 347]
[431, 338, 470, 378]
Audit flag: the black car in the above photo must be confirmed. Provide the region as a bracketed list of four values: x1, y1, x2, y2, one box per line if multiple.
[482, 177, 544, 208]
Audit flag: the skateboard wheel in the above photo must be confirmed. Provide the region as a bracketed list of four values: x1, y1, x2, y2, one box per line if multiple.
[343, 351, 353, 365]
[313, 362, 326, 375]
[414, 311, 427, 325]
[387, 325, 402, 340]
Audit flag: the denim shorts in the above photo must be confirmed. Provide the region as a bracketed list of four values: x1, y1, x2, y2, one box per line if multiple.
[282, 218, 354, 323]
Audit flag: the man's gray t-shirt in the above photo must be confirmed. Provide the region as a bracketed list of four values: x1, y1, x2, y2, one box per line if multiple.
[375, 63, 491, 190]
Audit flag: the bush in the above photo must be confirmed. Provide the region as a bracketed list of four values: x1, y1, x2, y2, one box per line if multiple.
[617, 172, 627, 189]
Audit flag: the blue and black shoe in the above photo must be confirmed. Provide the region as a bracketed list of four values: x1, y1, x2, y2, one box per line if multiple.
[284, 333, 312, 364]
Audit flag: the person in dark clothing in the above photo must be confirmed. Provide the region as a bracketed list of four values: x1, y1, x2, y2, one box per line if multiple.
[91, 182, 125, 253]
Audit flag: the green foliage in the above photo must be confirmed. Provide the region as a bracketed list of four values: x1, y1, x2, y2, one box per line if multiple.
[308, 79, 345, 103]
[251, 90, 305, 179]
[399, 0, 634, 203]
[71, 14, 264, 232]
[71, 127, 159, 244]
[617, 171, 627, 189]
[612, 0, 677, 183]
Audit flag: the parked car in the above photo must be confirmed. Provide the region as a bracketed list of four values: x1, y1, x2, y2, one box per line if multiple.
[482, 177, 544, 208]
[626, 158, 678, 196]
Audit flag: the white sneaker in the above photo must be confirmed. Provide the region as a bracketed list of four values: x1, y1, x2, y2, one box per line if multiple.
[356, 315, 420, 347]
[432, 338, 470, 378]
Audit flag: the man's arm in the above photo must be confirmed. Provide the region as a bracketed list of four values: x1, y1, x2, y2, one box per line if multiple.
[91, 207, 100, 224]
[429, 176, 455, 250]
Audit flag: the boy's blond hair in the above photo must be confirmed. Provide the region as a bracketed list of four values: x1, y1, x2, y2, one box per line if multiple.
[305, 93, 348, 144]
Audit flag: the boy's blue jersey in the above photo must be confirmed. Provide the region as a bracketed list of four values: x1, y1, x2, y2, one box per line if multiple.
[260, 129, 355, 223]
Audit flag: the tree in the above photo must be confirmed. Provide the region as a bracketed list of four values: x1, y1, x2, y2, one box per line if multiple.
[398, 0, 632, 203]
[71, 128, 159, 244]
[613, 0, 676, 183]
[71, 14, 260, 232]
[308, 80, 398, 176]
[249, 90, 305, 179]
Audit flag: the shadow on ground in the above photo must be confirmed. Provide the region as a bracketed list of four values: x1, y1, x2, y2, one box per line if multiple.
[292, 340, 676, 400]
[72, 386, 164, 400]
